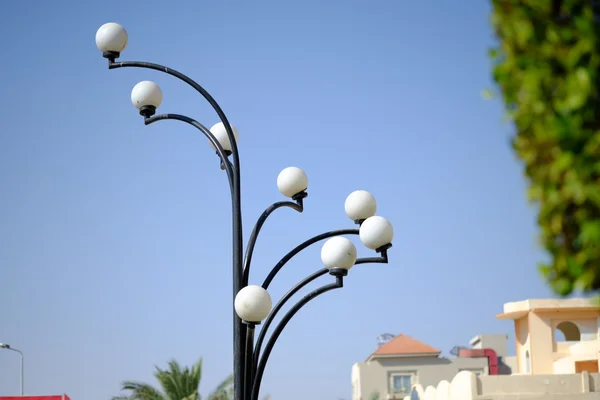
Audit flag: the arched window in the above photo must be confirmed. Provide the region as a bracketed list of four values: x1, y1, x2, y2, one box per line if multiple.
[525, 350, 531, 374]
[555, 321, 581, 341]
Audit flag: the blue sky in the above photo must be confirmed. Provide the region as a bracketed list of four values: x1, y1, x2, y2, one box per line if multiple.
[0, 1, 559, 399]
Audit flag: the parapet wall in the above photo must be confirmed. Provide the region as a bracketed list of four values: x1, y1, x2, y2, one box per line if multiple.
[404, 371, 600, 400]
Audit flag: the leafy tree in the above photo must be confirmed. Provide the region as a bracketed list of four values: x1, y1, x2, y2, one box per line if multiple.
[489, 0, 600, 295]
[112, 358, 232, 400]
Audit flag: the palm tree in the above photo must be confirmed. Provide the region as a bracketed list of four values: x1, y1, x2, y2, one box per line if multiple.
[112, 358, 233, 400]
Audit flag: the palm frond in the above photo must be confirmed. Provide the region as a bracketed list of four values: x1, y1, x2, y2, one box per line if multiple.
[154, 368, 184, 400]
[183, 358, 202, 398]
[117, 381, 164, 400]
[180, 390, 199, 400]
[116, 357, 227, 400]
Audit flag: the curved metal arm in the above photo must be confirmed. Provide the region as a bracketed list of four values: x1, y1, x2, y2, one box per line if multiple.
[252, 267, 328, 371]
[10, 349, 23, 396]
[261, 229, 359, 289]
[253, 249, 388, 371]
[8, 348, 23, 356]
[145, 114, 234, 187]
[250, 276, 344, 400]
[353, 250, 389, 265]
[242, 200, 304, 285]
[1, 346, 23, 395]
[108, 60, 240, 168]
[108, 60, 246, 400]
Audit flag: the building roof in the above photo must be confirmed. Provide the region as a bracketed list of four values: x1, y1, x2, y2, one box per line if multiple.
[496, 298, 600, 320]
[368, 334, 441, 360]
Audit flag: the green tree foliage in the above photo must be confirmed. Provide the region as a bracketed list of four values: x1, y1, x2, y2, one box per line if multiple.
[489, 0, 600, 295]
[112, 358, 233, 400]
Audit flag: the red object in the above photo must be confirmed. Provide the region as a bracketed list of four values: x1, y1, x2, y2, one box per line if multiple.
[458, 348, 499, 375]
[1, 395, 70, 400]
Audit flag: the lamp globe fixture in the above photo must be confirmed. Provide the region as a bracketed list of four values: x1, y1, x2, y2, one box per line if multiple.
[359, 216, 394, 250]
[277, 167, 308, 198]
[345, 190, 377, 222]
[235, 285, 272, 323]
[320, 236, 357, 271]
[95, 23, 128, 55]
[131, 81, 163, 117]
[209, 122, 240, 152]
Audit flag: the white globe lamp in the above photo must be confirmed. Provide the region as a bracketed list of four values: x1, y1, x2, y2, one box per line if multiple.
[277, 167, 308, 198]
[234, 285, 272, 323]
[131, 81, 163, 117]
[359, 216, 394, 251]
[209, 122, 240, 152]
[345, 190, 377, 222]
[95, 23, 128, 58]
[320, 236, 357, 274]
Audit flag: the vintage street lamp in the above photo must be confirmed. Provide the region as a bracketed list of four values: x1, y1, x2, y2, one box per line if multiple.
[95, 22, 394, 400]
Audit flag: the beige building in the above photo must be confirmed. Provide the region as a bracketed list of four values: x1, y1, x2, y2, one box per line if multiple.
[351, 333, 514, 399]
[403, 298, 600, 400]
[496, 298, 600, 375]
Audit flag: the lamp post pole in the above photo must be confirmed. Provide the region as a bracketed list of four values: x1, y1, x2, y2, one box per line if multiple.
[0, 343, 24, 396]
[95, 22, 395, 400]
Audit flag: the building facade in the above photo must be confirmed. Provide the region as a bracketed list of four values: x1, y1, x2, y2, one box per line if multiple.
[351, 333, 514, 399]
[496, 298, 600, 375]
[406, 298, 600, 400]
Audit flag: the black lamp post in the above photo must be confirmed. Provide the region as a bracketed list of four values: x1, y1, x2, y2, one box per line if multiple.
[95, 22, 394, 400]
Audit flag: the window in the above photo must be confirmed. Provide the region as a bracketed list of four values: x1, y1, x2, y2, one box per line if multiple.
[555, 321, 581, 342]
[390, 374, 413, 393]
